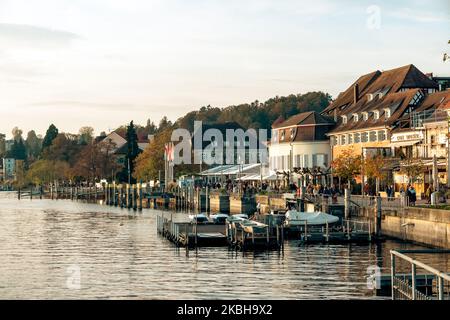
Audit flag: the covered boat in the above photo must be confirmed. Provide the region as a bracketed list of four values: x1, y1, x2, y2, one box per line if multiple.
[284, 210, 339, 226]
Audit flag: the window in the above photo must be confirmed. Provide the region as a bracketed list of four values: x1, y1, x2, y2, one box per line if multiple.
[362, 112, 368, 121]
[377, 130, 386, 141]
[290, 128, 295, 139]
[354, 132, 361, 143]
[340, 135, 346, 145]
[361, 132, 368, 142]
[373, 110, 379, 120]
[280, 130, 285, 141]
[272, 130, 278, 143]
[312, 154, 317, 167]
[353, 113, 359, 122]
[342, 115, 347, 124]
[369, 131, 377, 142]
[295, 154, 302, 167]
[367, 93, 374, 102]
[303, 154, 309, 168]
[348, 133, 353, 144]
[384, 108, 391, 119]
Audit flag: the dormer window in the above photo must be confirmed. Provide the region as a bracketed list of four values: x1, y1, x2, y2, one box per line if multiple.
[342, 115, 348, 124]
[373, 110, 380, 120]
[353, 113, 359, 122]
[367, 94, 374, 102]
[362, 112, 368, 121]
[280, 130, 285, 141]
[384, 108, 391, 119]
[290, 128, 295, 139]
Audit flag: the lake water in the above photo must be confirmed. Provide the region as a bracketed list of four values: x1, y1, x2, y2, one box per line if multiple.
[0, 191, 447, 299]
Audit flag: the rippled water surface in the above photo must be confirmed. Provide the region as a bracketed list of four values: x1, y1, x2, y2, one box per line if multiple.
[0, 191, 447, 299]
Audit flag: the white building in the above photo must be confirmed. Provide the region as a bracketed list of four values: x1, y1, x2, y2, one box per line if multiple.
[269, 111, 335, 186]
[2, 158, 15, 181]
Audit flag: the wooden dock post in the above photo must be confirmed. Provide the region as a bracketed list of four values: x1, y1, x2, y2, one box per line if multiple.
[18, 188, 21, 200]
[113, 182, 117, 206]
[50, 184, 53, 200]
[126, 184, 130, 209]
[40, 185, 43, 200]
[138, 183, 143, 211]
[30, 186, 33, 200]
[132, 185, 137, 211]
[346, 220, 351, 240]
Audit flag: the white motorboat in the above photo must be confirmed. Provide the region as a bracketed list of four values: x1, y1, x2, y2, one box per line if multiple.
[284, 210, 339, 227]
[188, 213, 209, 224]
[209, 213, 229, 224]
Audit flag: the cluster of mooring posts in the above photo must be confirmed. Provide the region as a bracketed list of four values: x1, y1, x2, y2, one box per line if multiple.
[156, 214, 283, 251]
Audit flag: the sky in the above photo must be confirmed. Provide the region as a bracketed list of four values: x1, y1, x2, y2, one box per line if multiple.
[0, 0, 449, 138]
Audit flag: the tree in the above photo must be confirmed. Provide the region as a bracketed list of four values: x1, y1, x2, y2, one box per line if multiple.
[331, 148, 362, 189]
[364, 155, 387, 194]
[26, 159, 71, 185]
[41, 133, 82, 166]
[6, 137, 27, 161]
[72, 141, 120, 182]
[119, 121, 141, 183]
[42, 124, 59, 149]
[12, 127, 23, 141]
[25, 130, 42, 161]
[0, 133, 6, 158]
[78, 126, 94, 145]
[399, 157, 424, 185]
[158, 116, 173, 132]
[134, 128, 172, 181]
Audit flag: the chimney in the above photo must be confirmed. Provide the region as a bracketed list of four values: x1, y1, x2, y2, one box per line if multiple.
[353, 83, 359, 104]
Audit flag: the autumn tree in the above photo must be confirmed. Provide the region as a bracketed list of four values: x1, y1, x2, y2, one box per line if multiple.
[331, 148, 362, 189]
[134, 128, 172, 181]
[26, 160, 71, 185]
[42, 133, 82, 166]
[364, 155, 387, 194]
[25, 130, 42, 161]
[72, 140, 119, 182]
[399, 157, 424, 185]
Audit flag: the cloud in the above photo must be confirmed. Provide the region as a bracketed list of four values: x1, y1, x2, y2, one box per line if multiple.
[0, 23, 81, 49]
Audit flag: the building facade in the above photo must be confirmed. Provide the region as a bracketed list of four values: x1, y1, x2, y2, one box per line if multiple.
[269, 111, 335, 186]
[2, 158, 16, 181]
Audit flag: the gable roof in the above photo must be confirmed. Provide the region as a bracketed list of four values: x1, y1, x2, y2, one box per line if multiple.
[328, 89, 422, 134]
[323, 64, 438, 116]
[272, 111, 335, 129]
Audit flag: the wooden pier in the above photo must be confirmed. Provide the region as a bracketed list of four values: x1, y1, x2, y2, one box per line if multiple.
[156, 214, 282, 251]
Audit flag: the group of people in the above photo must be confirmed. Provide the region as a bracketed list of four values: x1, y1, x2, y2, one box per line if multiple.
[399, 184, 417, 206]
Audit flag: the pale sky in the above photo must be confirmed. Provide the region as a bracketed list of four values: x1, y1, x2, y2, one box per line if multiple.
[0, 0, 449, 138]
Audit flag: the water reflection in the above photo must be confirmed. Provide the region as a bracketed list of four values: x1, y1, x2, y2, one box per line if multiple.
[0, 193, 447, 299]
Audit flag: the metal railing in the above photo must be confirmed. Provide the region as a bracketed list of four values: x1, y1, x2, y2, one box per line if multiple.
[391, 249, 450, 300]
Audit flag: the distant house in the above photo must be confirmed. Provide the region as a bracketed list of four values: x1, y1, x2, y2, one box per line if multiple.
[2, 158, 15, 181]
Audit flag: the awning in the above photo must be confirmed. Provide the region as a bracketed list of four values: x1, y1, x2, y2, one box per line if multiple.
[390, 140, 420, 147]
